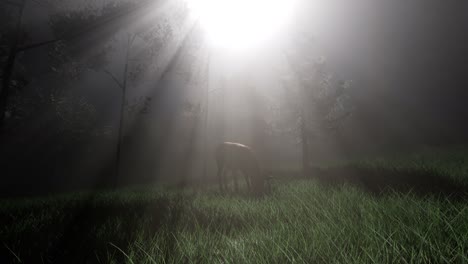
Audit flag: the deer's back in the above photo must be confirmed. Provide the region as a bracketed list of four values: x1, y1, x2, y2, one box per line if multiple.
[216, 142, 258, 170]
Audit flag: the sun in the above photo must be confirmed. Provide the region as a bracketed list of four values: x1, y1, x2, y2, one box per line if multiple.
[187, 0, 296, 52]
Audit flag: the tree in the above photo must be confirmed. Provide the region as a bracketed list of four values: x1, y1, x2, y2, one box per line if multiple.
[0, 0, 165, 130]
[78, 1, 186, 186]
[268, 48, 353, 177]
[0, 0, 108, 141]
[0, 0, 26, 130]
[0, 0, 193, 191]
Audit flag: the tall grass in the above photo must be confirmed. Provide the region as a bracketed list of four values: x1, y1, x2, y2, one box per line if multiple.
[353, 146, 468, 184]
[1, 148, 468, 263]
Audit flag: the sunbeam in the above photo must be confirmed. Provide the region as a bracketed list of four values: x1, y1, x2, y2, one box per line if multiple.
[2, 0, 467, 262]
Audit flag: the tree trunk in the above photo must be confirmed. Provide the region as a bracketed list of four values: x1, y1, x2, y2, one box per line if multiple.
[300, 110, 309, 177]
[114, 35, 132, 188]
[202, 53, 210, 180]
[0, 0, 25, 132]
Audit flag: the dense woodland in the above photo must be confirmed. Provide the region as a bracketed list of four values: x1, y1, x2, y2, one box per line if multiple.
[1, 1, 468, 263]
[0, 0, 467, 197]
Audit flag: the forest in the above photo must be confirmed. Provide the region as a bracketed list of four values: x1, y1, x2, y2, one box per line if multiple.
[1, 0, 467, 263]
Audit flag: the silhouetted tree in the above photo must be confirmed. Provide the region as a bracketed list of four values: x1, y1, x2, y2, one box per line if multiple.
[270, 48, 353, 176]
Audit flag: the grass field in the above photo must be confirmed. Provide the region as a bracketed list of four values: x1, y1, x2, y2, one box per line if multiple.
[1, 148, 468, 263]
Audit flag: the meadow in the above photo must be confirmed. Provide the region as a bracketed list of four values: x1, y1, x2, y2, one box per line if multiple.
[1, 148, 468, 263]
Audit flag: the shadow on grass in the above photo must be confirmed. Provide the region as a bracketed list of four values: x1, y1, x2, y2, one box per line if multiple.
[0, 193, 191, 264]
[309, 166, 468, 200]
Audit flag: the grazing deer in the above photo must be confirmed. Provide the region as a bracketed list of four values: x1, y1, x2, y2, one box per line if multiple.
[215, 142, 267, 194]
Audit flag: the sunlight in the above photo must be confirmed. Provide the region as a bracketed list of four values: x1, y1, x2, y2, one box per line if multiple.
[187, 0, 296, 52]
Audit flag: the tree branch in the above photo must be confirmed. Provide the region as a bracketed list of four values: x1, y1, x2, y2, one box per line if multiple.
[209, 88, 221, 93]
[15, 0, 157, 53]
[16, 38, 59, 53]
[29, 0, 52, 8]
[103, 69, 123, 89]
[0, 0, 22, 7]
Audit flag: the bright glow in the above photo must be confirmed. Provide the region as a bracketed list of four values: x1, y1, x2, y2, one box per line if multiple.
[187, 0, 296, 52]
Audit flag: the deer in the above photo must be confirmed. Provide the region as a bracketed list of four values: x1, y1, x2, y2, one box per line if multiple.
[215, 142, 269, 194]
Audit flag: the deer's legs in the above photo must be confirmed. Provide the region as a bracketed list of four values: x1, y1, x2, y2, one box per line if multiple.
[217, 165, 225, 192]
[249, 171, 264, 194]
[223, 169, 231, 191]
[243, 171, 251, 191]
[233, 170, 239, 192]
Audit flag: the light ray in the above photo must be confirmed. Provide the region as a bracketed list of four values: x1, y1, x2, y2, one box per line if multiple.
[187, 0, 296, 52]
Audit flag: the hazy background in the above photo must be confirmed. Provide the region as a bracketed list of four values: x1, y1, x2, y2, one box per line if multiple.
[1, 0, 467, 197]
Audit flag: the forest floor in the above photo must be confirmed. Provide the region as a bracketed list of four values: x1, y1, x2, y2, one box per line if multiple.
[1, 147, 468, 263]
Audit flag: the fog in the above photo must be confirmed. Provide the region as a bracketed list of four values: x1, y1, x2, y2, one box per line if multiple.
[1, 0, 467, 196]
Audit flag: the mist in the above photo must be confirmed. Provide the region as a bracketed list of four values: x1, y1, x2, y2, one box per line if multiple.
[1, 0, 467, 262]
